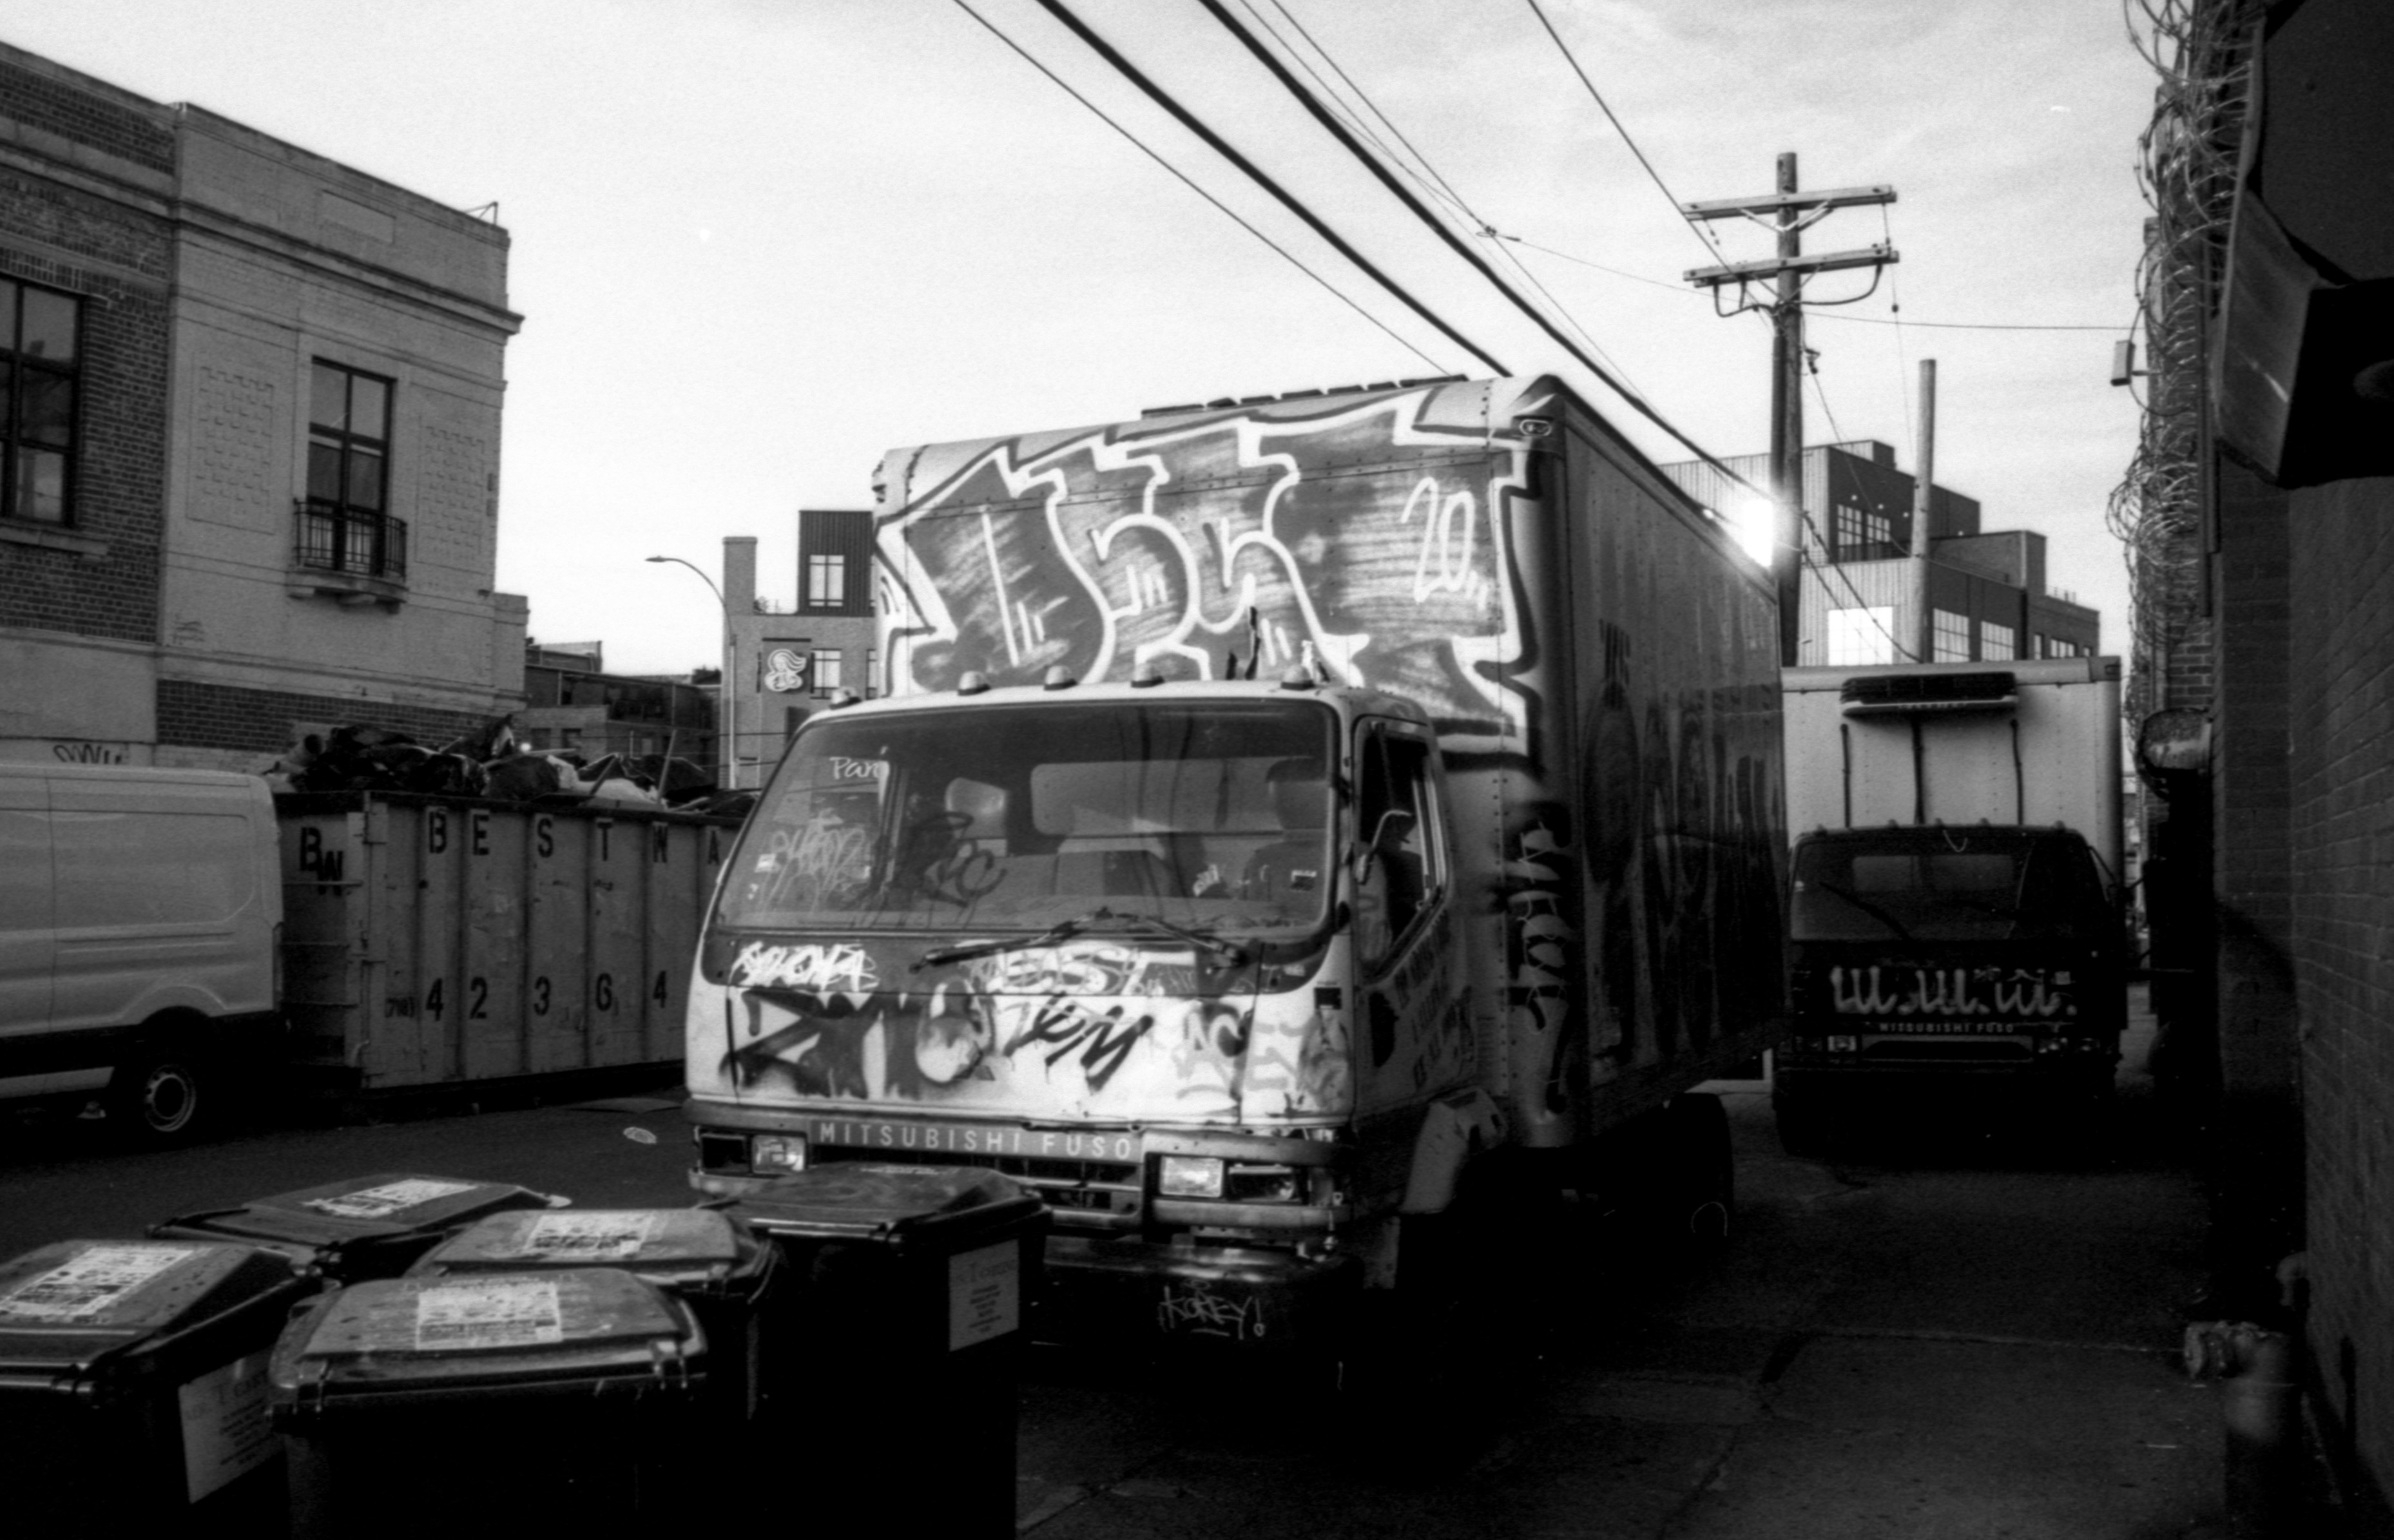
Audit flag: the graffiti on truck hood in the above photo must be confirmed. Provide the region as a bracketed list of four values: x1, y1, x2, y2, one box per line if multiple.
[707, 935, 1354, 1121]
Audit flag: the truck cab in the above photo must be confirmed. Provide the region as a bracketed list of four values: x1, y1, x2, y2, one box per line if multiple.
[1777, 822, 2127, 1144]
[685, 665, 1473, 1344]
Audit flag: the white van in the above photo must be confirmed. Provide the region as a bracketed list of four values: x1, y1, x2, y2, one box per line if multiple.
[0, 763, 282, 1141]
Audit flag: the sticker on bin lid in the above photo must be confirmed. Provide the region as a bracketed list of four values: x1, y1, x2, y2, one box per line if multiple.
[0, 1242, 204, 1322]
[412, 1277, 563, 1351]
[304, 1178, 483, 1221]
[513, 1212, 658, 1261]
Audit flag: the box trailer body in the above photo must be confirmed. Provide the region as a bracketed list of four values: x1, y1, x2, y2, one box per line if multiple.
[278, 793, 733, 1092]
[683, 376, 1786, 1345]
[1776, 659, 2127, 1130]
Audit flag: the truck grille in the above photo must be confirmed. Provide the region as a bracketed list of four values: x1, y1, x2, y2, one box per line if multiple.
[816, 1147, 1142, 1226]
[1865, 1040, 2032, 1062]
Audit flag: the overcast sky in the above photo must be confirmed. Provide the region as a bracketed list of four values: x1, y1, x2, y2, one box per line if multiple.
[3, 0, 2153, 676]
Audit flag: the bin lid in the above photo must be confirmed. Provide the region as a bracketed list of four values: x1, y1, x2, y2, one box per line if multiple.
[0, 1239, 301, 1378]
[152, 1173, 563, 1254]
[409, 1209, 764, 1289]
[269, 1269, 702, 1403]
[730, 1164, 1043, 1244]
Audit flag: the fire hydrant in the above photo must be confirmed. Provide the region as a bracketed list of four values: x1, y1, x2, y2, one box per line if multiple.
[2184, 1320, 2301, 1537]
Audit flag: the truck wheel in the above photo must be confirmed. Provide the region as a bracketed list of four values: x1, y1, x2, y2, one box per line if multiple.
[108, 1044, 210, 1145]
[1667, 1093, 1733, 1253]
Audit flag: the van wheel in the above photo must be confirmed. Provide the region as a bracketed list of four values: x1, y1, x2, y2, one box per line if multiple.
[110, 1047, 209, 1144]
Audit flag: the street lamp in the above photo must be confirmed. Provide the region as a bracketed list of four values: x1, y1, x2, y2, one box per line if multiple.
[645, 555, 738, 791]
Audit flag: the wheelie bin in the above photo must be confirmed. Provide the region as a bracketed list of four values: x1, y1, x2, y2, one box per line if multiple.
[150, 1172, 565, 1281]
[408, 1206, 777, 1418]
[726, 1163, 1047, 1537]
[268, 1266, 708, 1538]
[0, 1237, 315, 1526]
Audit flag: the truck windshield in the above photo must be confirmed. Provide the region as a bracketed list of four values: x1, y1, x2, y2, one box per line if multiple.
[716, 699, 1339, 937]
[1788, 831, 2110, 943]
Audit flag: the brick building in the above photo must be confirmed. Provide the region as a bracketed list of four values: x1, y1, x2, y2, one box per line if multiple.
[0, 43, 525, 771]
[1662, 442, 2101, 666]
[2122, 1, 2394, 1529]
[517, 640, 715, 767]
[711, 509, 876, 789]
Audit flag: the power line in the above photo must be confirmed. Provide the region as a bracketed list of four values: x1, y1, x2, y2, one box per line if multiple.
[1029, 0, 1511, 375]
[1521, 0, 1723, 262]
[949, 0, 1447, 373]
[1190, 0, 1765, 497]
[1239, 0, 1649, 392]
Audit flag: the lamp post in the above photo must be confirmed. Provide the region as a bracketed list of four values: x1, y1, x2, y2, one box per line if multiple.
[644, 555, 738, 790]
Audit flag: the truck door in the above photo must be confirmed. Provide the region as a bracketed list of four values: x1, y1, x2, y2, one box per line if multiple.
[1352, 720, 1465, 1108]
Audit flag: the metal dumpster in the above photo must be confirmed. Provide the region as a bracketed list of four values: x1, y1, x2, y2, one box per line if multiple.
[277, 791, 737, 1091]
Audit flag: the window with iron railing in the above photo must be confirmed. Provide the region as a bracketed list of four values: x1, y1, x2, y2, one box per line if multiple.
[298, 361, 406, 581]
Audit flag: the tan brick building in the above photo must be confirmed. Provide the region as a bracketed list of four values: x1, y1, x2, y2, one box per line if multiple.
[0, 42, 525, 769]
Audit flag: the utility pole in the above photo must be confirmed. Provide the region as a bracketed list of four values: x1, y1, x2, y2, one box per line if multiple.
[1684, 157, 1898, 666]
[1911, 358, 1936, 663]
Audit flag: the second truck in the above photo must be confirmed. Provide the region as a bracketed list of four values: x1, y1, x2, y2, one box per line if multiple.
[683, 376, 1788, 1352]
[1775, 657, 2128, 1150]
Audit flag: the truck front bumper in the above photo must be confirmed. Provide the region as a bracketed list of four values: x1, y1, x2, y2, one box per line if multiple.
[1778, 1032, 2119, 1080]
[1037, 1232, 1359, 1349]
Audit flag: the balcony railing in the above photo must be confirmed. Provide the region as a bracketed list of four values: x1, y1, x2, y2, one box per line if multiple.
[294, 500, 408, 582]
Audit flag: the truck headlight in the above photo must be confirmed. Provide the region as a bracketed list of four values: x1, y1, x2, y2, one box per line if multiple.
[751, 1135, 809, 1174]
[1826, 1035, 1858, 1054]
[1157, 1155, 1225, 1198]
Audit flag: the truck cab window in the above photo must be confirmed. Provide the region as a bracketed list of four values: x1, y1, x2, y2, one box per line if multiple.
[1354, 725, 1440, 972]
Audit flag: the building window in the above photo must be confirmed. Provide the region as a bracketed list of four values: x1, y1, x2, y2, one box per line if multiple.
[797, 508, 872, 616]
[0, 280, 79, 526]
[300, 361, 405, 579]
[806, 552, 846, 609]
[1831, 501, 1896, 562]
[811, 649, 843, 697]
[1981, 621, 2016, 661]
[1932, 608, 1971, 662]
[1826, 607, 1897, 666]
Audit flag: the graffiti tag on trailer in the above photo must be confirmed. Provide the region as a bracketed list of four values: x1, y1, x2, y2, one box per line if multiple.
[878, 389, 1532, 750]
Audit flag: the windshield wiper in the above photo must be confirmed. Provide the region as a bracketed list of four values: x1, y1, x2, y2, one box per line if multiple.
[1097, 911, 1249, 963]
[913, 907, 1248, 970]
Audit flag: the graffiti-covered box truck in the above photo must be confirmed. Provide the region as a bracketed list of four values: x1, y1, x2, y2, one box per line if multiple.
[1775, 659, 2126, 1151]
[684, 376, 1786, 1352]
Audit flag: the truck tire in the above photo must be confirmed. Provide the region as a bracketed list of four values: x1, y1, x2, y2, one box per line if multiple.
[1666, 1093, 1734, 1253]
[108, 1039, 211, 1145]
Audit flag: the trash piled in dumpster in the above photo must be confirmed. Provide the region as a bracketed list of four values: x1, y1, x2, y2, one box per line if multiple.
[0, 1168, 1046, 1536]
[262, 717, 755, 817]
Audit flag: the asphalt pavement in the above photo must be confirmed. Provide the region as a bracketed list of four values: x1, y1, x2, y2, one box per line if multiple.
[0, 1002, 2278, 1537]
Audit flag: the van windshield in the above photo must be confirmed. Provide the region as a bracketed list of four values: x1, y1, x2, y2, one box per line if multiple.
[1788, 829, 2110, 943]
[716, 700, 1339, 936]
